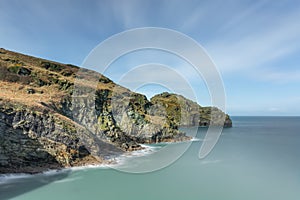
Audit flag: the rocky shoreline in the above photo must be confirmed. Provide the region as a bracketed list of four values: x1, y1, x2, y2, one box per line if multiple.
[0, 137, 193, 175]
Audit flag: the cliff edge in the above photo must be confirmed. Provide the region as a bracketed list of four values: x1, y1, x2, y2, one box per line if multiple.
[0, 48, 232, 173]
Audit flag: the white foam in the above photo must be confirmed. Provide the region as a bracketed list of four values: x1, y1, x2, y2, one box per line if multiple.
[190, 137, 212, 142]
[0, 145, 162, 181]
[110, 144, 162, 167]
[0, 173, 32, 183]
[68, 164, 111, 172]
[42, 168, 70, 176]
[0, 163, 110, 183]
[191, 137, 201, 142]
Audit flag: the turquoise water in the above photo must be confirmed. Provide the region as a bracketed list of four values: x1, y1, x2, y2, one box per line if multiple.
[1, 117, 300, 200]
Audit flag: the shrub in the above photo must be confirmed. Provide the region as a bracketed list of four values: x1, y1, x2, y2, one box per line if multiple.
[8, 65, 21, 73]
[40, 61, 63, 72]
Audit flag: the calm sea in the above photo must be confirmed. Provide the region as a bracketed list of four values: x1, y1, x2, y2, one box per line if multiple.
[1, 117, 300, 200]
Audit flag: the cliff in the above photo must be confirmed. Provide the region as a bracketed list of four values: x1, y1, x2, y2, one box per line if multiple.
[0, 48, 232, 173]
[151, 92, 232, 128]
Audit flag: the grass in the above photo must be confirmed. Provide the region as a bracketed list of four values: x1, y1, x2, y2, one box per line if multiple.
[0, 80, 64, 106]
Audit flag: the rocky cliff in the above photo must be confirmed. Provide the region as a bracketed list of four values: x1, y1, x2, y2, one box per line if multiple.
[151, 92, 232, 128]
[0, 48, 232, 173]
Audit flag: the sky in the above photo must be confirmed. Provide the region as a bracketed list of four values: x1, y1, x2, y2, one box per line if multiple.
[0, 0, 300, 116]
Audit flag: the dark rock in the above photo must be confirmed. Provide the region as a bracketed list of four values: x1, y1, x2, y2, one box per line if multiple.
[37, 79, 47, 86]
[0, 106, 122, 174]
[18, 67, 31, 76]
[26, 88, 35, 94]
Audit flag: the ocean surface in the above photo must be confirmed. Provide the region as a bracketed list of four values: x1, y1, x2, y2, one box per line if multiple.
[1, 117, 300, 200]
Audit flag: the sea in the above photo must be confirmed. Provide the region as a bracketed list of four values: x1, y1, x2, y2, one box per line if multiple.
[1, 116, 300, 200]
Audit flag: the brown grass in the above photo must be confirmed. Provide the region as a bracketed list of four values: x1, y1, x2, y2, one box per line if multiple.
[0, 80, 65, 106]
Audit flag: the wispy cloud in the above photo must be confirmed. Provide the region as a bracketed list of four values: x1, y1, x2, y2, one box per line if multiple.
[255, 69, 300, 83]
[206, 4, 300, 73]
[180, 1, 213, 31]
[109, 0, 151, 29]
[217, 0, 271, 33]
[114, 63, 198, 100]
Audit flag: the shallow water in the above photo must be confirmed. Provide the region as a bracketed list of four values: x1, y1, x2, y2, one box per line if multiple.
[1, 117, 300, 200]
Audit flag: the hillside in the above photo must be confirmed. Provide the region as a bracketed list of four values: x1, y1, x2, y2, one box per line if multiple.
[0, 48, 231, 173]
[151, 92, 232, 127]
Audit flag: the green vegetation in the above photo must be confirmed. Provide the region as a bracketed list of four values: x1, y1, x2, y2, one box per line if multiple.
[40, 61, 63, 72]
[8, 65, 21, 73]
[151, 92, 232, 127]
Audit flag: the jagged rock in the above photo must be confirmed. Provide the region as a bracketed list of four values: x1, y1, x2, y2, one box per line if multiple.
[18, 67, 31, 76]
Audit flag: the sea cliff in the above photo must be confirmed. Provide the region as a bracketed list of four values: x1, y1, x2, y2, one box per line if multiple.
[0, 48, 232, 173]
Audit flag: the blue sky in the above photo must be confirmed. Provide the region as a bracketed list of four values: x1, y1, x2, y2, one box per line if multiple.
[1, 0, 300, 116]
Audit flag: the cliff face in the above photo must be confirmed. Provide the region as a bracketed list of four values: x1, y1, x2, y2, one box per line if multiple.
[151, 92, 232, 128]
[0, 101, 123, 174]
[0, 48, 232, 173]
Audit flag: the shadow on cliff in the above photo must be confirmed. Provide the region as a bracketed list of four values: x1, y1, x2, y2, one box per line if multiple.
[0, 121, 122, 200]
[0, 171, 70, 200]
[0, 121, 71, 199]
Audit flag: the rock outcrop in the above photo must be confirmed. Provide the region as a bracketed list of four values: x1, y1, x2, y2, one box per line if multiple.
[0, 48, 232, 174]
[151, 92, 232, 128]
